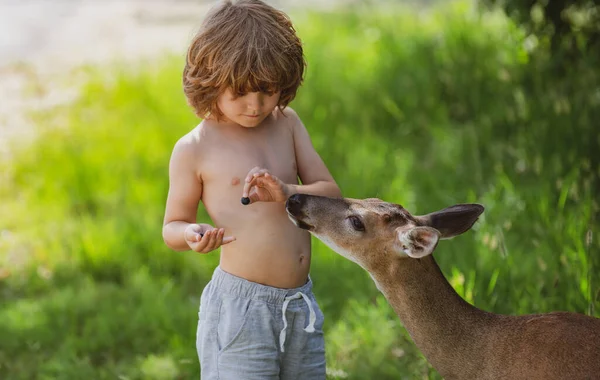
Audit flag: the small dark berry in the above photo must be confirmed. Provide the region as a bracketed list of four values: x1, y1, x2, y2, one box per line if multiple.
[241, 197, 251, 205]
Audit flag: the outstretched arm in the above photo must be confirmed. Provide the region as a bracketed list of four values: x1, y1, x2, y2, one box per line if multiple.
[241, 108, 341, 203]
[288, 108, 341, 198]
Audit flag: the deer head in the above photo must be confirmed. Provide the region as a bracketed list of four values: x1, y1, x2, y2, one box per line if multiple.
[286, 194, 484, 271]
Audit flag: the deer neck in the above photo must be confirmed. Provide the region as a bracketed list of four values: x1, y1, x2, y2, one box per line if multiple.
[368, 254, 497, 378]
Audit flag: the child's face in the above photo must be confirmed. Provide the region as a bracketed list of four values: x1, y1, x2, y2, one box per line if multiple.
[216, 87, 281, 128]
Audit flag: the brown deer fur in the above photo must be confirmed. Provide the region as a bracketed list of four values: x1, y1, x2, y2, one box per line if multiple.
[285, 194, 600, 380]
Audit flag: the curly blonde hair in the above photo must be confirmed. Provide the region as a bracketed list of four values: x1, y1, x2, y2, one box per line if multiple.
[183, 0, 306, 120]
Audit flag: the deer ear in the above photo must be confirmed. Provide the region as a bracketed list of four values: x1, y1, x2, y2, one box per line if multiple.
[396, 227, 440, 258]
[415, 204, 484, 239]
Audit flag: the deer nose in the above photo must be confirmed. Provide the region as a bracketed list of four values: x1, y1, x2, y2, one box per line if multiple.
[285, 193, 306, 213]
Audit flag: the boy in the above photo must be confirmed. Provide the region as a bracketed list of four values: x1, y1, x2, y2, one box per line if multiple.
[162, 1, 341, 379]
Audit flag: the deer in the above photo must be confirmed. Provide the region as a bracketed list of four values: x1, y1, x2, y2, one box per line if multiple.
[285, 194, 600, 380]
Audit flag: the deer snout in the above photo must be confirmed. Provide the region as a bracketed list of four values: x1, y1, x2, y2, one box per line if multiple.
[286, 193, 306, 210]
[285, 194, 314, 230]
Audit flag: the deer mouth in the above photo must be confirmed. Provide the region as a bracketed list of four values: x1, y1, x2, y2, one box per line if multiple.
[285, 207, 314, 230]
[288, 214, 314, 230]
[285, 195, 314, 231]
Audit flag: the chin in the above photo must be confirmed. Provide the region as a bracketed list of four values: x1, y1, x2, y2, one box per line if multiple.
[235, 119, 260, 128]
[240, 123, 261, 128]
[238, 113, 270, 128]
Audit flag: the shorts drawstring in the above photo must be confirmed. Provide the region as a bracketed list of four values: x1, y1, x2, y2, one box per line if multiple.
[279, 291, 316, 352]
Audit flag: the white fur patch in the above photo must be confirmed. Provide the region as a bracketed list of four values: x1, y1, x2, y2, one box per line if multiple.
[398, 233, 412, 250]
[397, 227, 439, 258]
[312, 233, 360, 265]
[286, 213, 301, 228]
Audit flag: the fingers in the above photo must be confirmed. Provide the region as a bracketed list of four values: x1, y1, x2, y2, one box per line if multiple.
[197, 228, 224, 252]
[244, 167, 269, 183]
[184, 224, 204, 242]
[222, 236, 236, 245]
[251, 175, 288, 203]
[244, 175, 283, 204]
[243, 167, 269, 197]
[189, 227, 236, 253]
[248, 186, 263, 204]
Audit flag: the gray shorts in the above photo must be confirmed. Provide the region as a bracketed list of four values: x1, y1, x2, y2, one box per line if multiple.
[196, 266, 326, 380]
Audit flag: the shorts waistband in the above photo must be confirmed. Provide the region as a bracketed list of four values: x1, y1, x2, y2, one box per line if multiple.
[210, 266, 313, 304]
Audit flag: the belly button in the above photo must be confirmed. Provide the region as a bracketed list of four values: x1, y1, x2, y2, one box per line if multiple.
[231, 177, 240, 186]
[299, 255, 304, 263]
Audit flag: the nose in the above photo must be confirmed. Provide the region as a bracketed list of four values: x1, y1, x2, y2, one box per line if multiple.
[287, 193, 304, 205]
[247, 92, 264, 111]
[285, 193, 306, 213]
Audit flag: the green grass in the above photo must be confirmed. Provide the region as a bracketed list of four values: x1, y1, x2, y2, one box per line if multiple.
[1, 2, 598, 379]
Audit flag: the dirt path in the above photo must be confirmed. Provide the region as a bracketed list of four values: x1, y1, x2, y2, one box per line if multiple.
[0, 0, 343, 155]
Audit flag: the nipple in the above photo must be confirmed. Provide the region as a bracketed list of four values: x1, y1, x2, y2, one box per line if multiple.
[231, 177, 241, 186]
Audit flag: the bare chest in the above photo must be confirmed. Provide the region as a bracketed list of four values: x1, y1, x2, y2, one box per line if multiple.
[199, 124, 298, 194]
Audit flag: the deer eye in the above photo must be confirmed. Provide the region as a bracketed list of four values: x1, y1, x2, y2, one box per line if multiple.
[348, 215, 365, 231]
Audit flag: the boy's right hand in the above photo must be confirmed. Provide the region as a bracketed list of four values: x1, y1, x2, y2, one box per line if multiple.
[184, 224, 235, 253]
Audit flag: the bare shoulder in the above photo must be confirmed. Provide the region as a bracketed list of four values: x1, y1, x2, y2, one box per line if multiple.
[176, 123, 204, 146]
[173, 122, 208, 152]
[274, 106, 306, 135]
[169, 123, 205, 168]
[280, 106, 300, 119]
[279, 106, 302, 125]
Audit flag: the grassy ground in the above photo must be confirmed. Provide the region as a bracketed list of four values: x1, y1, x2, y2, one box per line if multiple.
[1, 2, 598, 379]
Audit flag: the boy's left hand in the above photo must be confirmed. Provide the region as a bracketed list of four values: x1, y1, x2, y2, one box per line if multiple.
[242, 167, 292, 204]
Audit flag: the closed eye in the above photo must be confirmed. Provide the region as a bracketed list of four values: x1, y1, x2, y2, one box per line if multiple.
[348, 215, 365, 232]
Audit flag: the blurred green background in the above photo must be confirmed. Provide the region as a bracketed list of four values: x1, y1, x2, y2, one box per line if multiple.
[1, 0, 599, 379]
